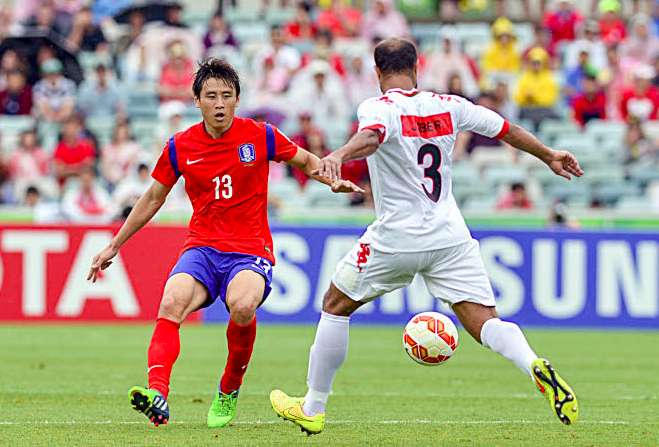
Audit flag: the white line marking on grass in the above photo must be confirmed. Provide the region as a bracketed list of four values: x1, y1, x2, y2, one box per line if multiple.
[0, 420, 630, 426]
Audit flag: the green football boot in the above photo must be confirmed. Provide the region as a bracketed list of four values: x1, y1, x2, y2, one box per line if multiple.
[207, 390, 239, 428]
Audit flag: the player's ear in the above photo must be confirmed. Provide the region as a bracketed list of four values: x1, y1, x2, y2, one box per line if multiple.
[194, 95, 201, 108]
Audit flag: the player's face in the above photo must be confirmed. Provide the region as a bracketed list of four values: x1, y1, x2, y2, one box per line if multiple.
[196, 78, 239, 131]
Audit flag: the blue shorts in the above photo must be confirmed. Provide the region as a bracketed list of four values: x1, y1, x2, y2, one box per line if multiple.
[169, 247, 273, 310]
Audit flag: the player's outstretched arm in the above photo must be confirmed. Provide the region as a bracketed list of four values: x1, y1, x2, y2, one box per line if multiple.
[501, 124, 585, 180]
[287, 147, 365, 193]
[86, 180, 173, 282]
[312, 129, 381, 181]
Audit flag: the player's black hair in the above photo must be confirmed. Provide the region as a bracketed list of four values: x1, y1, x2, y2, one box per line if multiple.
[192, 58, 241, 98]
[374, 38, 417, 76]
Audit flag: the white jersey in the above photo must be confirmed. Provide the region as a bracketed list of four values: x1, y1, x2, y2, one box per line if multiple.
[357, 88, 508, 252]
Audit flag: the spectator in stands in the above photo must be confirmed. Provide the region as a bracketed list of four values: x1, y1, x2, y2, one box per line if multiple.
[23, 1, 70, 37]
[291, 130, 329, 188]
[113, 162, 151, 220]
[156, 100, 186, 148]
[77, 60, 125, 119]
[623, 118, 654, 164]
[423, 37, 479, 99]
[33, 59, 76, 124]
[289, 59, 349, 133]
[523, 24, 556, 68]
[0, 50, 28, 90]
[493, 80, 517, 120]
[481, 17, 520, 83]
[496, 182, 533, 210]
[564, 50, 598, 104]
[302, 29, 346, 78]
[204, 13, 238, 56]
[158, 40, 194, 104]
[115, 10, 145, 55]
[572, 73, 607, 126]
[91, 0, 132, 24]
[600, 45, 625, 120]
[620, 14, 659, 67]
[514, 47, 559, 130]
[0, 70, 32, 115]
[53, 115, 96, 185]
[316, 0, 362, 38]
[61, 165, 114, 223]
[100, 122, 141, 189]
[454, 93, 505, 159]
[598, 0, 626, 46]
[344, 49, 379, 109]
[8, 129, 49, 198]
[543, 0, 583, 53]
[620, 64, 659, 121]
[291, 111, 322, 149]
[67, 5, 106, 52]
[362, 0, 409, 41]
[285, 1, 317, 43]
[254, 25, 301, 83]
[564, 20, 607, 71]
[23, 185, 41, 207]
[164, 3, 187, 28]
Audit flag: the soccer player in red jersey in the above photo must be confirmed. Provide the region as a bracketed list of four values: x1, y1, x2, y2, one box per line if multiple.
[87, 58, 362, 428]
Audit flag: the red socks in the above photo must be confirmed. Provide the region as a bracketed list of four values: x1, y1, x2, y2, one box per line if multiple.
[220, 317, 257, 393]
[147, 317, 181, 398]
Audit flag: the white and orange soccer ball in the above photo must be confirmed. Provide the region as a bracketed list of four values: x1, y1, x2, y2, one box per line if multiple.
[403, 312, 459, 366]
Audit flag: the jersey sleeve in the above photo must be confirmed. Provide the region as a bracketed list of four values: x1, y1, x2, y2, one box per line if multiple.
[357, 98, 394, 144]
[455, 97, 509, 139]
[151, 138, 180, 186]
[268, 125, 299, 162]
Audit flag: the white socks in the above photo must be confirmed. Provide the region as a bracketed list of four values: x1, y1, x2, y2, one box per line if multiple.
[303, 311, 350, 416]
[480, 318, 538, 377]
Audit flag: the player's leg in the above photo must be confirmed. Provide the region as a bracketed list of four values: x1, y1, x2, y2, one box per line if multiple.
[130, 272, 209, 426]
[271, 245, 415, 435]
[208, 266, 269, 428]
[423, 240, 578, 424]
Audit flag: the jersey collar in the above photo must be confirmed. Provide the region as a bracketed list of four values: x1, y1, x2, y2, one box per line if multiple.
[385, 88, 420, 97]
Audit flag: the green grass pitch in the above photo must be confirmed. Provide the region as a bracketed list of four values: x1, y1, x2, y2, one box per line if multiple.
[1, 324, 658, 446]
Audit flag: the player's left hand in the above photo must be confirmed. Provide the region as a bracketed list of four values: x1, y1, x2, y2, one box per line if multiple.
[87, 244, 118, 283]
[331, 179, 365, 194]
[546, 150, 584, 180]
[312, 153, 343, 181]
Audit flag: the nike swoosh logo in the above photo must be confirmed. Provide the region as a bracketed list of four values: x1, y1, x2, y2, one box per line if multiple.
[186, 158, 204, 165]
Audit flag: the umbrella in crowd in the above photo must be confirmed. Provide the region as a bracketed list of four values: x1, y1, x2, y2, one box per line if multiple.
[0, 29, 84, 84]
[113, 0, 183, 25]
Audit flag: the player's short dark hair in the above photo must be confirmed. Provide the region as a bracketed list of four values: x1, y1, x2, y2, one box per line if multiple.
[193, 58, 241, 98]
[374, 38, 417, 76]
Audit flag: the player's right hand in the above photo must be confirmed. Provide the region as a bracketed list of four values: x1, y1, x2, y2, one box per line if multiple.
[312, 153, 343, 181]
[87, 244, 119, 283]
[546, 150, 584, 180]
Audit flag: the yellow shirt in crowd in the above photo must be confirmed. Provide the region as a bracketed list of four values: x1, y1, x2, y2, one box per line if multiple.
[514, 70, 559, 107]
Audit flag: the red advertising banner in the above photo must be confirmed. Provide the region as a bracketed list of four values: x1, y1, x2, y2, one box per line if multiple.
[0, 224, 198, 322]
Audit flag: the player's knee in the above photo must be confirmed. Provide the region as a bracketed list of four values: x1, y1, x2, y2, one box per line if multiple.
[159, 291, 188, 323]
[228, 299, 258, 325]
[321, 284, 359, 317]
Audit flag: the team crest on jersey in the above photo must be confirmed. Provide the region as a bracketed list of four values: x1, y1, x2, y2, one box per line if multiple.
[238, 144, 256, 163]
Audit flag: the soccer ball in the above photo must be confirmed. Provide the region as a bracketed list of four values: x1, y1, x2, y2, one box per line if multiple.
[403, 312, 459, 366]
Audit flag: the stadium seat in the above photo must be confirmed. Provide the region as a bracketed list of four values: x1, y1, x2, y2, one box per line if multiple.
[470, 147, 514, 167]
[303, 181, 351, 208]
[0, 115, 35, 134]
[451, 162, 480, 185]
[483, 165, 527, 186]
[616, 195, 651, 212]
[642, 121, 659, 140]
[583, 166, 625, 185]
[585, 120, 626, 144]
[554, 134, 597, 154]
[232, 22, 269, 45]
[593, 183, 642, 205]
[451, 181, 491, 205]
[546, 182, 591, 202]
[539, 120, 581, 144]
[628, 163, 659, 186]
[462, 196, 496, 213]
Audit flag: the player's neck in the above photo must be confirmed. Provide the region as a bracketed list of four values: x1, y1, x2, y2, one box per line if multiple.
[203, 119, 233, 139]
[380, 75, 416, 94]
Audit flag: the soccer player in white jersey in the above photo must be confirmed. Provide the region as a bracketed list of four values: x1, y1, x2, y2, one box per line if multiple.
[270, 38, 584, 434]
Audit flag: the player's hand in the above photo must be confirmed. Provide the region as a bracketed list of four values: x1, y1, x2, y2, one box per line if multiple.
[312, 153, 343, 181]
[546, 150, 584, 180]
[331, 179, 365, 194]
[87, 244, 118, 283]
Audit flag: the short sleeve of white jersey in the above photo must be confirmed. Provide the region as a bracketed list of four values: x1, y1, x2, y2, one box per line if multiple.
[454, 96, 508, 138]
[357, 97, 395, 143]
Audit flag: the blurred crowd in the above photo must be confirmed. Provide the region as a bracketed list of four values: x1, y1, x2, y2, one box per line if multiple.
[0, 0, 659, 223]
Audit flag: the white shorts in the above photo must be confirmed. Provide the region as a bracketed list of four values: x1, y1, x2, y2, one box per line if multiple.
[332, 239, 496, 307]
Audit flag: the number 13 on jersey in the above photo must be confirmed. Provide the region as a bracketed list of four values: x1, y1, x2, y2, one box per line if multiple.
[212, 175, 233, 199]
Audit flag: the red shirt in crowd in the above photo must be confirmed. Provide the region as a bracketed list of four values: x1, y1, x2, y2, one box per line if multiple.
[159, 59, 194, 102]
[53, 138, 96, 167]
[151, 118, 299, 263]
[543, 10, 583, 50]
[620, 86, 659, 121]
[572, 91, 607, 126]
[599, 18, 626, 45]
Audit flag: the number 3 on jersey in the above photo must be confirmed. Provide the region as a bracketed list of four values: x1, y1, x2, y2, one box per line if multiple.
[212, 175, 233, 199]
[417, 144, 442, 202]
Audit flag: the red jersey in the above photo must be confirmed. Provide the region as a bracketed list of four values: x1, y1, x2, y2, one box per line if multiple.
[151, 117, 299, 263]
